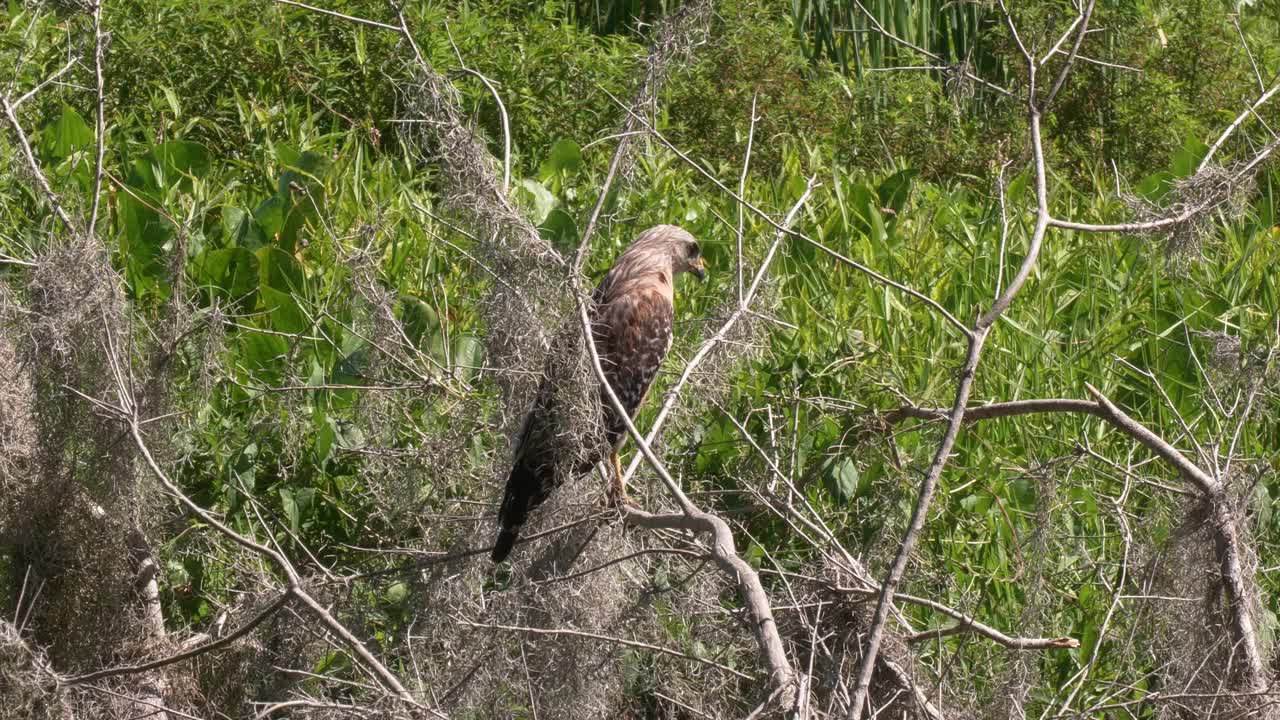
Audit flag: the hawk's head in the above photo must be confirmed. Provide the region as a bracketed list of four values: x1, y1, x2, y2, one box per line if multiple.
[622, 224, 706, 283]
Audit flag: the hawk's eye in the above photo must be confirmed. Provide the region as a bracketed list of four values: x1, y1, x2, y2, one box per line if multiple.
[687, 242, 700, 258]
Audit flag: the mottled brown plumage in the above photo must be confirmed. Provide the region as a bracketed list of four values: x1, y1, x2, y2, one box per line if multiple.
[492, 225, 705, 562]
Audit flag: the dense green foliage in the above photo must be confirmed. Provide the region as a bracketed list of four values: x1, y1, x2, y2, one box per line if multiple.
[2, 0, 1278, 716]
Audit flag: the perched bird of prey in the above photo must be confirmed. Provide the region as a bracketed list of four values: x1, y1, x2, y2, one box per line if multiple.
[491, 225, 706, 562]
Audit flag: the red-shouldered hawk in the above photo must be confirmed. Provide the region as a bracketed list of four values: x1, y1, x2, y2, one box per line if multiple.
[491, 225, 705, 562]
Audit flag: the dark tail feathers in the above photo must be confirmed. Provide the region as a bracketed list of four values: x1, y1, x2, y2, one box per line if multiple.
[491, 528, 519, 562]
[491, 458, 538, 563]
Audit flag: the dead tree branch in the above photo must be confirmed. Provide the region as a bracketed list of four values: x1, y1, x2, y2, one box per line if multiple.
[1, 97, 78, 233]
[877, 382, 1270, 694]
[846, 7, 1085, 716]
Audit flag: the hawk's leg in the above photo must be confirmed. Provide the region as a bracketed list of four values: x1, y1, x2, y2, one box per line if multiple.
[606, 451, 637, 508]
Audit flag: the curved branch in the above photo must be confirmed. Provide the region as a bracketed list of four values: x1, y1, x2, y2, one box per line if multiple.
[1083, 384, 1217, 495]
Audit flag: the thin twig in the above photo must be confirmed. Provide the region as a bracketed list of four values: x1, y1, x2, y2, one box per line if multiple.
[445, 22, 510, 196]
[88, 0, 107, 235]
[272, 0, 399, 31]
[2, 97, 78, 232]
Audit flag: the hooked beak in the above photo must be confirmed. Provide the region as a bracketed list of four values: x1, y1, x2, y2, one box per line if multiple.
[691, 257, 706, 282]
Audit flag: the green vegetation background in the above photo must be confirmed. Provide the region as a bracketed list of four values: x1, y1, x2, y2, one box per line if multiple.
[2, 0, 1278, 714]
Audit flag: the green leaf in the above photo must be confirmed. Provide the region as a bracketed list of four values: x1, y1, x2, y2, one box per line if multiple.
[877, 169, 918, 215]
[398, 297, 440, 349]
[538, 207, 578, 252]
[260, 286, 308, 334]
[279, 488, 300, 532]
[1007, 167, 1032, 203]
[229, 443, 257, 493]
[452, 334, 484, 381]
[1135, 171, 1174, 202]
[253, 195, 286, 240]
[192, 247, 259, 305]
[1171, 133, 1209, 178]
[40, 104, 94, 162]
[238, 332, 289, 380]
[128, 140, 210, 191]
[257, 246, 305, 293]
[540, 138, 583, 179]
[334, 420, 365, 450]
[959, 493, 993, 514]
[384, 582, 409, 605]
[824, 457, 859, 502]
[315, 417, 336, 463]
[220, 207, 265, 248]
[517, 178, 558, 225]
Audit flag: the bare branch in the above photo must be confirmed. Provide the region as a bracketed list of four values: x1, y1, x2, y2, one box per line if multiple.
[88, 0, 107, 235]
[445, 22, 510, 196]
[1, 97, 78, 232]
[835, 585, 1078, 651]
[129, 420, 426, 706]
[1084, 384, 1217, 495]
[1199, 81, 1280, 173]
[272, 0, 399, 31]
[12, 56, 79, 109]
[1040, 0, 1095, 110]
[849, 44, 1056, 717]
[883, 398, 1105, 425]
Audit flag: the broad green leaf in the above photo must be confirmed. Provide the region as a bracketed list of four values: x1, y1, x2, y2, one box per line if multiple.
[253, 195, 286, 240]
[517, 178, 558, 225]
[238, 332, 289, 380]
[257, 246, 305, 293]
[192, 247, 259, 305]
[220, 207, 265, 248]
[260, 286, 308, 334]
[279, 488, 300, 532]
[129, 140, 210, 191]
[824, 457, 859, 502]
[40, 104, 93, 162]
[539, 207, 578, 252]
[877, 169, 918, 215]
[384, 582, 409, 605]
[315, 418, 336, 463]
[1171, 133, 1209, 178]
[452, 334, 484, 381]
[540, 138, 583, 179]
[398, 297, 441, 349]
